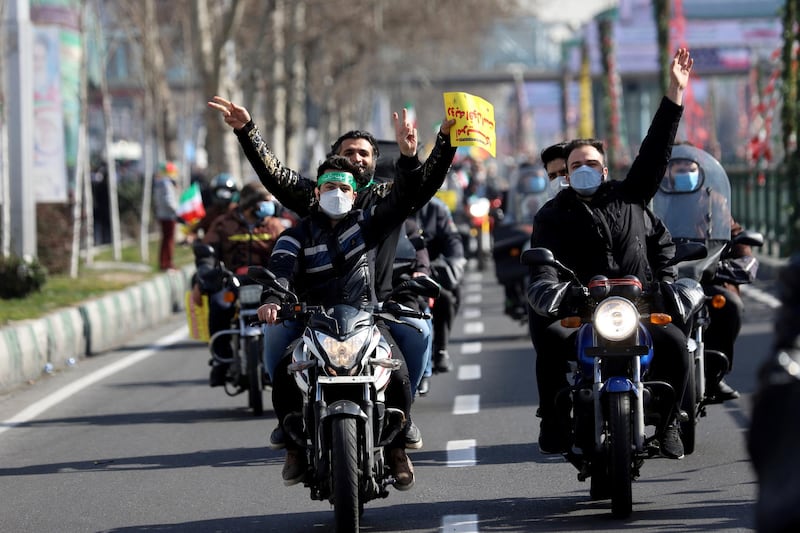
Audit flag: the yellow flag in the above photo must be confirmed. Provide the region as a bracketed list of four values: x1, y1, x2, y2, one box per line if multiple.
[443, 92, 496, 157]
[578, 43, 595, 139]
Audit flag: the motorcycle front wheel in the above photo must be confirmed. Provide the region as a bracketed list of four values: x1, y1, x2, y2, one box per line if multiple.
[331, 417, 360, 532]
[246, 337, 264, 416]
[680, 362, 697, 455]
[608, 392, 633, 518]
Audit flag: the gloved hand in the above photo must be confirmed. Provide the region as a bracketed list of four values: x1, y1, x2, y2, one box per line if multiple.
[558, 283, 585, 316]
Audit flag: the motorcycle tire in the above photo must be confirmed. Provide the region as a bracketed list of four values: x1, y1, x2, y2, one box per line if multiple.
[246, 337, 264, 416]
[331, 417, 360, 533]
[608, 392, 633, 518]
[680, 363, 697, 455]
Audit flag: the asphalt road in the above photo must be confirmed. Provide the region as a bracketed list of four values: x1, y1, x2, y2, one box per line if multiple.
[0, 267, 776, 532]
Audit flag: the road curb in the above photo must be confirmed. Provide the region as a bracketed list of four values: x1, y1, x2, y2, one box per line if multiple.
[0, 265, 194, 393]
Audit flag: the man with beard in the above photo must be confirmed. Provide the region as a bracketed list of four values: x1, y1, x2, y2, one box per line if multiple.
[208, 96, 456, 451]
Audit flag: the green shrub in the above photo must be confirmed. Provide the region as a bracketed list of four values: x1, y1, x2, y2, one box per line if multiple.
[0, 254, 48, 299]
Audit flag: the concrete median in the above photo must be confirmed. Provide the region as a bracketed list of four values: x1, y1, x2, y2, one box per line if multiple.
[0, 266, 193, 393]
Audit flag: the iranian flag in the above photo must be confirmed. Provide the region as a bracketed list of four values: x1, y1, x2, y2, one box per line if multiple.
[176, 182, 206, 224]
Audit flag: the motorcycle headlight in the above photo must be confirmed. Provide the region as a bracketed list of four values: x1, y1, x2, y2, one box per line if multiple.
[316, 329, 371, 368]
[468, 197, 491, 218]
[593, 296, 639, 341]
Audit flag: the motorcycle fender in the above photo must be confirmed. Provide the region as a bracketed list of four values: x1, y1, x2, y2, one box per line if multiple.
[604, 376, 635, 393]
[320, 400, 368, 423]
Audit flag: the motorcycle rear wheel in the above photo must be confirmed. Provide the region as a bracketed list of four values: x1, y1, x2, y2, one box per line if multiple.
[246, 338, 264, 416]
[608, 392, 633, 518]
[332, 417, 360, 532]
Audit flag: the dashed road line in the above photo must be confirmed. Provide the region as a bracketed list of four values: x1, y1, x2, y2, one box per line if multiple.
[464, 322, 485, 334]
[458, 364, 481, 380]
[741, 284, 781, 309]
[442, 514, 479, 532]
[453, 394, 480, 415]
[446, 439, 477, 467]
[461, 342, 482, 354]
[463, 308, 481, 320]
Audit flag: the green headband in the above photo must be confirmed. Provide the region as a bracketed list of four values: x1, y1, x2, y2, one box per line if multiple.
[317, 171, 357, 190]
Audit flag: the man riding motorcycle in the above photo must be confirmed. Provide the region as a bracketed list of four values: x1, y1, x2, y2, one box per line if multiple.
[258, 142, 454, 488]
[191, 182, 287, 386]
[527, 48, 694, 457]
[208, 96, 455, 449]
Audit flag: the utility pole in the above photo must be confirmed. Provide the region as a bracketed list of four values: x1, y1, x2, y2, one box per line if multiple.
[4, 0, 36, 258]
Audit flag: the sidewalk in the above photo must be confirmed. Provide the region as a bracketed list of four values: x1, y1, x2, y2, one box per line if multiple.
[0, 265, 194, 394]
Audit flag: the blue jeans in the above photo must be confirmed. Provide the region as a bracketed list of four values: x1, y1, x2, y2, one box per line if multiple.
[388, 314, 432, 397]
[264, 320, 302, 380]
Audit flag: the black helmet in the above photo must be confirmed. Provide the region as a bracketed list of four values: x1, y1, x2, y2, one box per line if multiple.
[210, 173, 238, 204]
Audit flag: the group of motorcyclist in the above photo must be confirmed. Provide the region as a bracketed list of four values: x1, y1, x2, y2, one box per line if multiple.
[186, 46, 764, 500]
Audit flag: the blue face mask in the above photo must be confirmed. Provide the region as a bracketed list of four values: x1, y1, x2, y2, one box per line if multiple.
[673, 171, 699, 192]
[253, 200, 275, 219]
[569, 165, 604, 196]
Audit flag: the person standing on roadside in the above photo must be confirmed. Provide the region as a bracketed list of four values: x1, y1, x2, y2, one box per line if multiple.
[154, 161, 180, 271]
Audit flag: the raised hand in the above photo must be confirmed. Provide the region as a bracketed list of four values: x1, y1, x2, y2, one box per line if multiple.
[393, 108, 418, 157]
[439, 118, 457, 136]
[667, 48, 693, 105]
[207, 96, 251, 130]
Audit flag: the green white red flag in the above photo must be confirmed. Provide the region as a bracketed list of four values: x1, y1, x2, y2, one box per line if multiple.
[176, 182, 206, 224]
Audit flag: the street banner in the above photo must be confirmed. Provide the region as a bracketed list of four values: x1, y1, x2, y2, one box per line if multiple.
[443, 92, 496, 157]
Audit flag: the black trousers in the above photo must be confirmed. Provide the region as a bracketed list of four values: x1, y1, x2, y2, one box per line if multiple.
[271, 322, 411, 450]
[528, 313, 690, 420]
[703, 284, 743, 372]
[432, 285, 461, 353]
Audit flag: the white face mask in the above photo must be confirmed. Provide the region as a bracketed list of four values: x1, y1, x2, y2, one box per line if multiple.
[546, 176, 568, 199]
[569, 165, 604, 197]
[318, 189, 353, 219]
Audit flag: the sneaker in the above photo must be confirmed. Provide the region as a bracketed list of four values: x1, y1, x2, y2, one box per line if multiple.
[387, 447, 415, 490]
[269, 425, 286, 450]
[404, 420, 423, 449]
[660, 424, 685, 459]
[282, 449, 307, 486]
[433, 350, 453, 373]
[417, 377, 430, 397]
[538, 417, 572, 454]
[706, 379, 740, 402]
[209, 364, 228, 387]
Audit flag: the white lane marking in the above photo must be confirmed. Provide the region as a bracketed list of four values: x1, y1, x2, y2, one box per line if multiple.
[458, 364, 481, 380]
[461, 342, 482, 354]
[464, 293, 482, 304]
[446, 439, 477, 467]
[442, 514, 479, 532]
[465, 283, 482, 293]
[453, 394, 480, 415]
[464, 322, 484, 335]
[462, 308, 481, 320]
[741, 284, 782, 309]
[0, 327, 188, 437]
[465, 272, 482, 283]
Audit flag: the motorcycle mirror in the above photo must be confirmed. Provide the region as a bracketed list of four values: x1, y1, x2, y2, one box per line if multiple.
[247, 265, 275, 282]
[734, 230, 765, 248]
[520, 247, 555, 266]
[521, 247, 580, 284]
[192, 242, 216, 260]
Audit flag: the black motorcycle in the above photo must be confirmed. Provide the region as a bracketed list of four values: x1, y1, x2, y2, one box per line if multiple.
[249, 266, 439, 532]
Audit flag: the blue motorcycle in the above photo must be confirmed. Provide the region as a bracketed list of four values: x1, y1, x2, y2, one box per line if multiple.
[522, 243, 705, 518]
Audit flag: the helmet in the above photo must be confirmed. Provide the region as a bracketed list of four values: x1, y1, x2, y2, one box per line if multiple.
[210, 173, 238, 205]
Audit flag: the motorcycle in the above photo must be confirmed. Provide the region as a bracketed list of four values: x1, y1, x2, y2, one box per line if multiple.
[206, 266, 269, 416]
[652, 144, 763, 453]
[521, 242, 706, 518]
[455, 194, 497, 272]
[248, 266, 439, 532]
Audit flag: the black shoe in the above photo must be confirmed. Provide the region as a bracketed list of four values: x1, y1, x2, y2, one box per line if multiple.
[404, 420, 423, 449]
[660, 423, 685, 459]
[538, 417, 571, 454]
[706, 379, 740, 402]
[269, 425, 286, 450]
[282, 449, 307, 486]
[417, 377, 430, 397]
[433, 350, 453, 373]
[209, 364, 228, 387]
